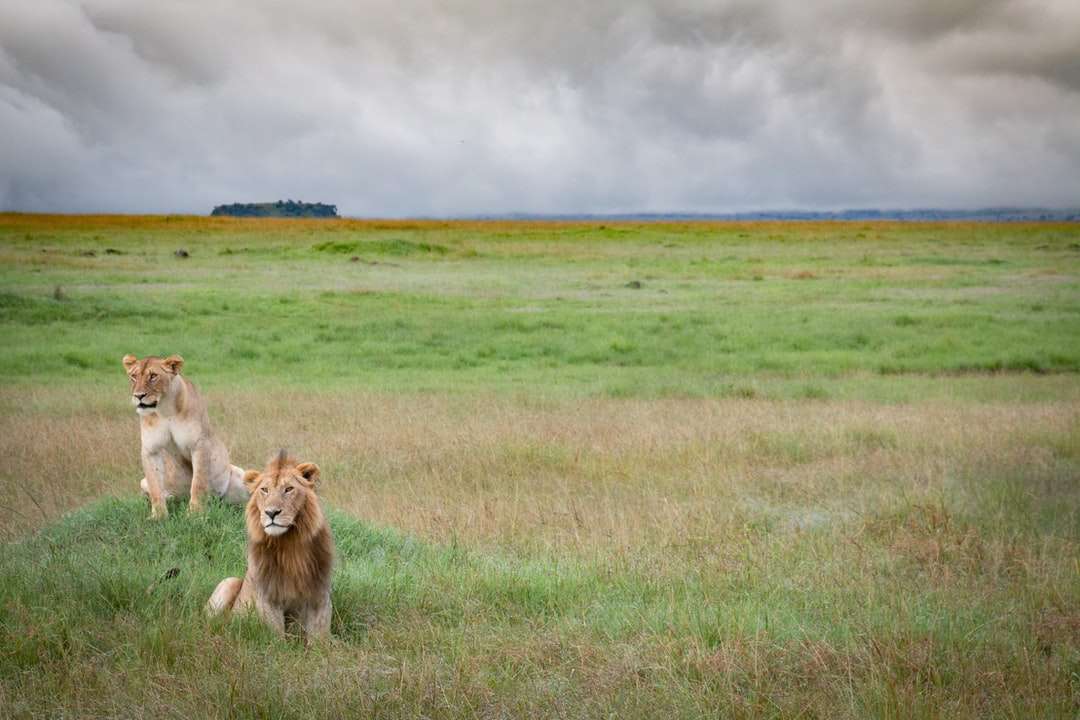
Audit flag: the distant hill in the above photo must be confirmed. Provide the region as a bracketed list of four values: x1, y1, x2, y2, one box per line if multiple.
[460, 208, 1080, 222]
[210, 200, 338, 218]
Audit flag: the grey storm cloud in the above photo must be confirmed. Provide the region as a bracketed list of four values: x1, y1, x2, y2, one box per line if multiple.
[1, 0, 1078, 215]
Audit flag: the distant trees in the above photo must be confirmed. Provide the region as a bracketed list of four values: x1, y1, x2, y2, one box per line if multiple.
[210, 200, 339, 218]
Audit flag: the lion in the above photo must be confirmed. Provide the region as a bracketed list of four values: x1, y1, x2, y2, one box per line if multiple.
[206, 450, 334, 642]
[123, 354, 249, 519]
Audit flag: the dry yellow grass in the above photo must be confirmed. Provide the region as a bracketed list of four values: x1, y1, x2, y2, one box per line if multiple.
[4, 210, 1073, 246]
[5, 385, 1076, 564]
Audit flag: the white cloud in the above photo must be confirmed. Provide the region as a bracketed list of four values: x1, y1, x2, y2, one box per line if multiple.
[1, 0, 1077, 214]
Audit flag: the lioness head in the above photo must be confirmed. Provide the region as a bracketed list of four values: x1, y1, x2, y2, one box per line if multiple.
[244, 450, 322, 539]
[122, 354, 184, 414]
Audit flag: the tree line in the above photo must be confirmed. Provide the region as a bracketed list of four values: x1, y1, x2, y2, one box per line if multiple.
[210, 200, 339, 218]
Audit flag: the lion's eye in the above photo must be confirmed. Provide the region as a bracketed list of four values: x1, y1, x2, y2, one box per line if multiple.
[148, 372, 157, 381]
[260, 487, 269, 495]
[283, 486, 293, 494]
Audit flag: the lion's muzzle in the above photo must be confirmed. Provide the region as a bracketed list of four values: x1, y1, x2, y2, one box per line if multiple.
[263, 508, 290, 535]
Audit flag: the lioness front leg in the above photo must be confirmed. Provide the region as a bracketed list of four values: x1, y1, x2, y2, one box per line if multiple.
[189, 440, 211, 512]
[141, 449, 168, 520]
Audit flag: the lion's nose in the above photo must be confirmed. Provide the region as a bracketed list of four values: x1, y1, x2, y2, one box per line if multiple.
[135, 392, 147, 400]
[265, 509, 281, 520]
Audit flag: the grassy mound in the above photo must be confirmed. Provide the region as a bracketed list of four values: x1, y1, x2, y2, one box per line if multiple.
[3, 492, 1078, 718]
[1, 496, 686, 717]
[311, 238, 450, 256]
[0, 494, 608, 648]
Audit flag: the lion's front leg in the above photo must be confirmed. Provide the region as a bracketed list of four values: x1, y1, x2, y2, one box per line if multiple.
[254, 594, 286, 636]
[189, 440, 211, 513]
[141, 449, 168, 520]
[300, 597, 332, 644]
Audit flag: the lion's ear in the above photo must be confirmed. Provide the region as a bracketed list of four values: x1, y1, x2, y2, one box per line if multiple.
[122, 354, 138, 372]
[162, 354, 184, 374]
[243, 469, 262, 490]
[296, 462, 320, 487]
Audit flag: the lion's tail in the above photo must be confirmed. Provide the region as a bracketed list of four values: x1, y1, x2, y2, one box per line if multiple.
[206, 577, 243, 616]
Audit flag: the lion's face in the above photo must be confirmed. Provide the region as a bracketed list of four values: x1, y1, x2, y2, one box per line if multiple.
[122, 354, 184, 414]
[244, 456, 321, 538]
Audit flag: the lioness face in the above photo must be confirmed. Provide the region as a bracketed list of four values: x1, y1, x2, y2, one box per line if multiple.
[122, 354, 184, 414]
[244, 459, 321, 537]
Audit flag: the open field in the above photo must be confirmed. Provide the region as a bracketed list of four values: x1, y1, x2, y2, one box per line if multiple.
[1, 214, 1079, 717]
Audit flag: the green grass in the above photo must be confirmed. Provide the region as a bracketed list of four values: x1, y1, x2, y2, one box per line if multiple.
[3, 491, 1076, 718]
[1, 215, 1079, 717]
[2, 215, 1078, 399]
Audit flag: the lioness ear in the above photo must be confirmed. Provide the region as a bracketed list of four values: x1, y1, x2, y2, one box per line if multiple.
[162, 354, 184, 374]
[243, 469, 262, 490]
[122, 354, 138, 372]
[296, 462, 320, 487]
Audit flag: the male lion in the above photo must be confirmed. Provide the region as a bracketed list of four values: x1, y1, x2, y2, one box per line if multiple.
[123, 354, 248, 519]
[206, 450, 334, 642]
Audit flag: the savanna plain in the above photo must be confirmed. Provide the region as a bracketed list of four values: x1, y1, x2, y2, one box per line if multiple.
[1, 214, 1078, 718]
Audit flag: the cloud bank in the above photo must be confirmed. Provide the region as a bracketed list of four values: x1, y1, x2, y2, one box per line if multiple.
[2, 0, 1078, 215]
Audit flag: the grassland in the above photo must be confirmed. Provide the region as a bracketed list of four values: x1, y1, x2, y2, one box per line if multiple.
[1, 214, 1079, 717]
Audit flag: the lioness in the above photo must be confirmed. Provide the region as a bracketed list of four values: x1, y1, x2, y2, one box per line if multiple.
[206, 451, 334, 641]
[123, 354, 248, 519]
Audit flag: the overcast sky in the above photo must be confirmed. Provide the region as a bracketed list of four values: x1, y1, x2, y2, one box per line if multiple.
[2, 0, 1078, 216]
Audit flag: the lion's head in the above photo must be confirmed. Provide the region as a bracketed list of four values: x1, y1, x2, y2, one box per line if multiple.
[122, 354, 184, 414]
[243, 450, 324, 540]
